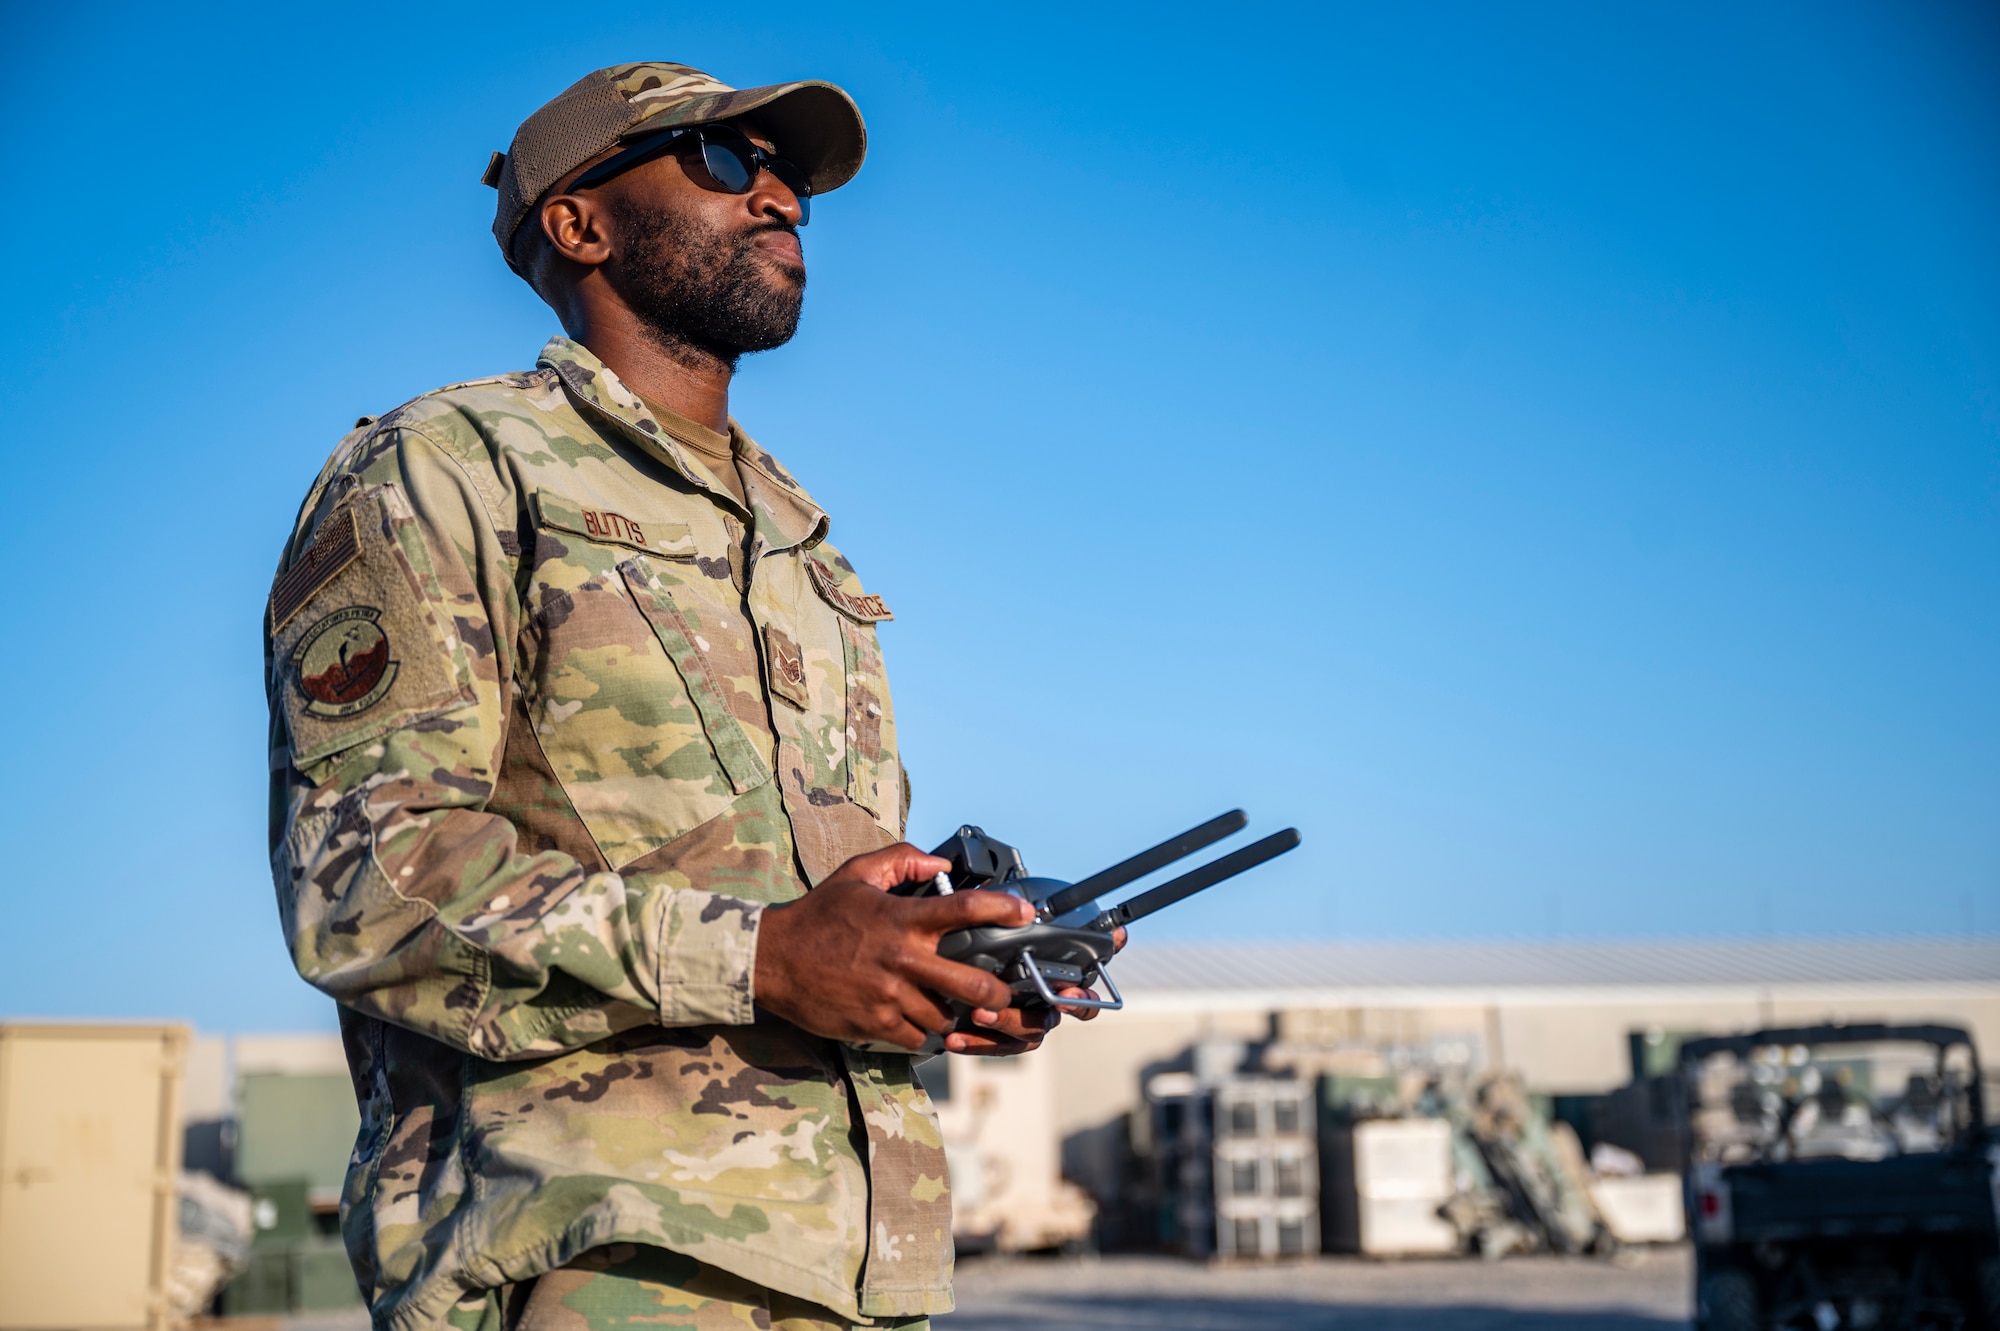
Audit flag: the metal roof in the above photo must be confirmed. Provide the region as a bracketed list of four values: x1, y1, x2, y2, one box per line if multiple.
[1110, 938, 2000, 995]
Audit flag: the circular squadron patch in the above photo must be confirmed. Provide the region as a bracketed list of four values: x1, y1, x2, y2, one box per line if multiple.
[292, 605, 400, 718]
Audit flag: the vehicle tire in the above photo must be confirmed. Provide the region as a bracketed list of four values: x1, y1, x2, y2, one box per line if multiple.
[1699, 1270, 1760, 1331]
[1976, 1256, 2000, 1331]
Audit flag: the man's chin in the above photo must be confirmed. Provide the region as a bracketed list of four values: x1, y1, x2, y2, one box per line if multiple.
[741, 325, 802, 354]
[753, 252, 807, 289]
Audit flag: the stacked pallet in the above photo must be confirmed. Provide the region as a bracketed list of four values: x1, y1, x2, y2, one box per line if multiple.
[1211, 1078, 1319, 1259]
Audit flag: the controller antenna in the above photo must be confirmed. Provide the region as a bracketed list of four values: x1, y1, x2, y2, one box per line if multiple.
[1039, 810, 1248, 919]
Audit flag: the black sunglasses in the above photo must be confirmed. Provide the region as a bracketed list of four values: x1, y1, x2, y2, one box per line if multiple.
[568, 123, 812, 224]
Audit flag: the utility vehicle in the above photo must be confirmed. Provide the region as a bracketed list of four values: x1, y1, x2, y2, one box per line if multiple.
[1680, 1023, 1998, 1331]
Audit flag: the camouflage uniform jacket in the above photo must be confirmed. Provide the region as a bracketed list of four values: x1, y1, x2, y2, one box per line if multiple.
[264, 337, 951, 1330]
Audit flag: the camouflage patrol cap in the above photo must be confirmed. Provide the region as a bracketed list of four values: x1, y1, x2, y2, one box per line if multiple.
[484, 62, 867, 270]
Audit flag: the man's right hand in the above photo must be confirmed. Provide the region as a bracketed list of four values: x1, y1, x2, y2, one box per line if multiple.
[753, 843, 1035, 1050]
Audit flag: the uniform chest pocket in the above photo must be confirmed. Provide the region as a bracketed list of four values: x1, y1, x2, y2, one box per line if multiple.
[521, 493, 768, 869]
[618, 556, 773, 797]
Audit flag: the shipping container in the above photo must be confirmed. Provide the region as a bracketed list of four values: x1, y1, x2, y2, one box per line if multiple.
[0, 1024, 189, 1331]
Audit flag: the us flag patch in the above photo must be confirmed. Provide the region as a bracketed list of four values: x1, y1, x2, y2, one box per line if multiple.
[269, 508, 360, 631]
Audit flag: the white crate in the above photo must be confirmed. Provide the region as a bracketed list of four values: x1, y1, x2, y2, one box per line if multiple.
[1589, 1174, 1685, 1243]
[1358, 1194, 1458, 1255]
[1321, 1117, 1458, 1255]
[1353, 1118, 1454, 1198]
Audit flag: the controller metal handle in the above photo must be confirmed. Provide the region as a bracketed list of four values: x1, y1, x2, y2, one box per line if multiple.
[1016, 948, 1124, 1011]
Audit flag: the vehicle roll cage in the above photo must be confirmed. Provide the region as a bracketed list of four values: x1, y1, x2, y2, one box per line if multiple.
[1673, 1022, 1986, 1165]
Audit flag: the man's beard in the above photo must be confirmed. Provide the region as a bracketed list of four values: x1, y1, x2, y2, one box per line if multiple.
[609, 197, 805, 369]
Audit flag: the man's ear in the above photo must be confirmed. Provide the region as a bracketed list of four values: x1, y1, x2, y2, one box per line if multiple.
[540, 194, 614, 267]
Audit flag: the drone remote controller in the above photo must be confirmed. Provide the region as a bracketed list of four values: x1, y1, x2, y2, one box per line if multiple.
[873, 811, 1301, 1056]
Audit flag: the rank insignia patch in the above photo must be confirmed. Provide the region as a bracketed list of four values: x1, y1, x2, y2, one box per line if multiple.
[292, 605, 399, 718]
[765, 625, 811, 710]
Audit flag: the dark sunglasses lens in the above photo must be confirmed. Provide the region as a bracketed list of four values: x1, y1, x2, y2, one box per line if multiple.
[767, 158, 812, 224]
[767, 157, 812, 199]
[700, 137, 755, 193]
[695, 129, 813, 222]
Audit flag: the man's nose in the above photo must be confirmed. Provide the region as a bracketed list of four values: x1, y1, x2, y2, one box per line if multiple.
[748, 172, 805, 227]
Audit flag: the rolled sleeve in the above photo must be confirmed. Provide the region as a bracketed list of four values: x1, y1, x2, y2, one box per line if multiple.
[658, 890, 764, 1025]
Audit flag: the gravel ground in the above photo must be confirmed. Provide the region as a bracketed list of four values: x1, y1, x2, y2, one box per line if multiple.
[274, 1246, 1692, 1331]
[941, 1247, 1694, 1331]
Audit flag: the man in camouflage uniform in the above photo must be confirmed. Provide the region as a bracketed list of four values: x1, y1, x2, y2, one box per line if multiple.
[265, 63, 1100, 1331]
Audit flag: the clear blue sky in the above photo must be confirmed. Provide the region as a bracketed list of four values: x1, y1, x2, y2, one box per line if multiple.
[3, 2, 1995, 1031]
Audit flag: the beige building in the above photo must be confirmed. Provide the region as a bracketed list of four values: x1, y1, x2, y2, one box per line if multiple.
[1049, 937, 2000, 1131]
[164, 939, 2000, 1254]
[1003, 937, 1999, 1230]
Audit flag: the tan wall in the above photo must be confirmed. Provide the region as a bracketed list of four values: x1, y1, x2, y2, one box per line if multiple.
[1046, 1008, 1269, 1138]
[1498, 992, 2000, 1093]
[1495, 1002, 1679, 1092]
[234, 1032, 346, 1077]
[1042, 987, 2000, 1143]
[183, 1035, 231, 1121]
[1763, 993, 2000, 1062]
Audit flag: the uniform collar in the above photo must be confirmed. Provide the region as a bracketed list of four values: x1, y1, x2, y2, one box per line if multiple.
[538, 336, 829, 553]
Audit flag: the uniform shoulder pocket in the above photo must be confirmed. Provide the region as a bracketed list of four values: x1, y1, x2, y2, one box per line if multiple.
[839, 618, 898, 824]
[269, 485, 478, 768]
[805, 555, 900, 829]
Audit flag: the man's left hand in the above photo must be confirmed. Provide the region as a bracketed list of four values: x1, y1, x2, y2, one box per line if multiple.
[944, 926, 1128, 1056]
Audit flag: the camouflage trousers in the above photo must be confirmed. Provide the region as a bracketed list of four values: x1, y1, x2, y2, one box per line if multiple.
[443, 1245, 932, 1331]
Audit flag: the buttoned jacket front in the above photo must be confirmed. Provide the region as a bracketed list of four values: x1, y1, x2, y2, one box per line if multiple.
[265, 337, 949, 1330]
